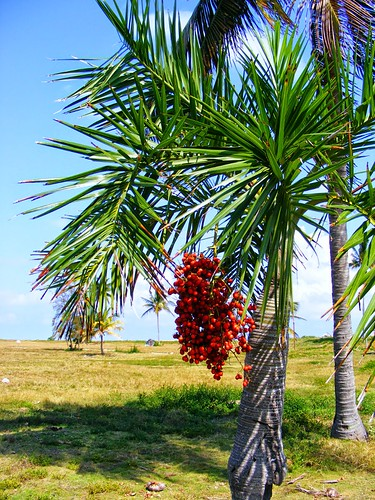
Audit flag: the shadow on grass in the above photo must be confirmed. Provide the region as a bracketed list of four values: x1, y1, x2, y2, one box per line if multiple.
[0, 385, 241, 482]
[1, 384, 373, 484]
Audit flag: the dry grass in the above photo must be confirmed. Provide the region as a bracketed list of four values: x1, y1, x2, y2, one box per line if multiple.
[0, 338, 374, 499]
[0, 340, 237, 404]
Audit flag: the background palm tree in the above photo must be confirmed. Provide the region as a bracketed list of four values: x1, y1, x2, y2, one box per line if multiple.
[50, 276, 123, 354]
[185, 0, 374, 72]
[93, 310, 123, 355]
[141, 291, 173, 342]
[331, 165, 375, 419]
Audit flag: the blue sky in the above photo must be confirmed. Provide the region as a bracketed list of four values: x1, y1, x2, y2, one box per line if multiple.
[0, 0, 363, 342]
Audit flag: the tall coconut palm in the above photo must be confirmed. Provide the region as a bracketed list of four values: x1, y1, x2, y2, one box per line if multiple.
[185, 0, 374, 73]
[142, 291, 173, 342]
[185, 0, 374, 443]
[20, 1, 375, 497]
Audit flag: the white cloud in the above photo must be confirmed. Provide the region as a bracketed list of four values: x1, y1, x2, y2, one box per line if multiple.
[292, 231, 362, 336]
[0, 290, 42, 308]
[291, 232, 332, 335]
[120, 274, 176, 340]
[0, 289, 53, 338]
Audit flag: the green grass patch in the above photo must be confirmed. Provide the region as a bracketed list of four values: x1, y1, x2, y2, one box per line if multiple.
[359, 358, 375, 372]
[121, 357, 180, 366]
[115, 344, 141, 354]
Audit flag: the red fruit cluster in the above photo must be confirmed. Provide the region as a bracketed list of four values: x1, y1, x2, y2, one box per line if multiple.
[168, 253, 256, 385]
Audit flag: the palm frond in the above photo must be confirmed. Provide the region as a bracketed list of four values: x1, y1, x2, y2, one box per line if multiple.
[183, 0, 291, 70]
[310, 0, 375, 74]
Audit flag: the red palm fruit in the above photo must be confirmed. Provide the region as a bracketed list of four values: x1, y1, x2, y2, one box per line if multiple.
[171, 253, 255, 381]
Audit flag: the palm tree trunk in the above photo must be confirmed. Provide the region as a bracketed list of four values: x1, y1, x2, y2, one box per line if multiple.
[329, 172, 368, 440]
[157, 313, 160, 343]
[100, 333, 105, 355]
[228, 285, 288, 499]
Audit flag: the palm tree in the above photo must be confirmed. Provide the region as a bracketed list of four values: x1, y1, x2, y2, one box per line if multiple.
[49, 275, 123, 354]
[184, 0, 374, 443]
[329, 164, 375, 423]
[142, 291, 173, 343]
[93, 310, 123, 355]
[21, 1, 375, 497]
[184, 0, 374, 73]
[309, 1, 373, 440]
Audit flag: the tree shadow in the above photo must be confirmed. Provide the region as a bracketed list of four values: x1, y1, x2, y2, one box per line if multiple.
[0, 385, 240, 482]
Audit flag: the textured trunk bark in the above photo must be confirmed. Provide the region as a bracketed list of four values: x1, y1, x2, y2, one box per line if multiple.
[329, 173, 368, 440]
[228, 285, 288, 499]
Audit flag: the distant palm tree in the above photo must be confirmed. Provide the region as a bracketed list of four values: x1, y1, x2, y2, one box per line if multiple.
[94, 311, 123, 355]
[52, 288, 87, 349]
[142, 292, 173, 343]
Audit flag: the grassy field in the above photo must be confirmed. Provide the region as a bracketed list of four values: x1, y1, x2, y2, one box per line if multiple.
[0, 337, 374, 499]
